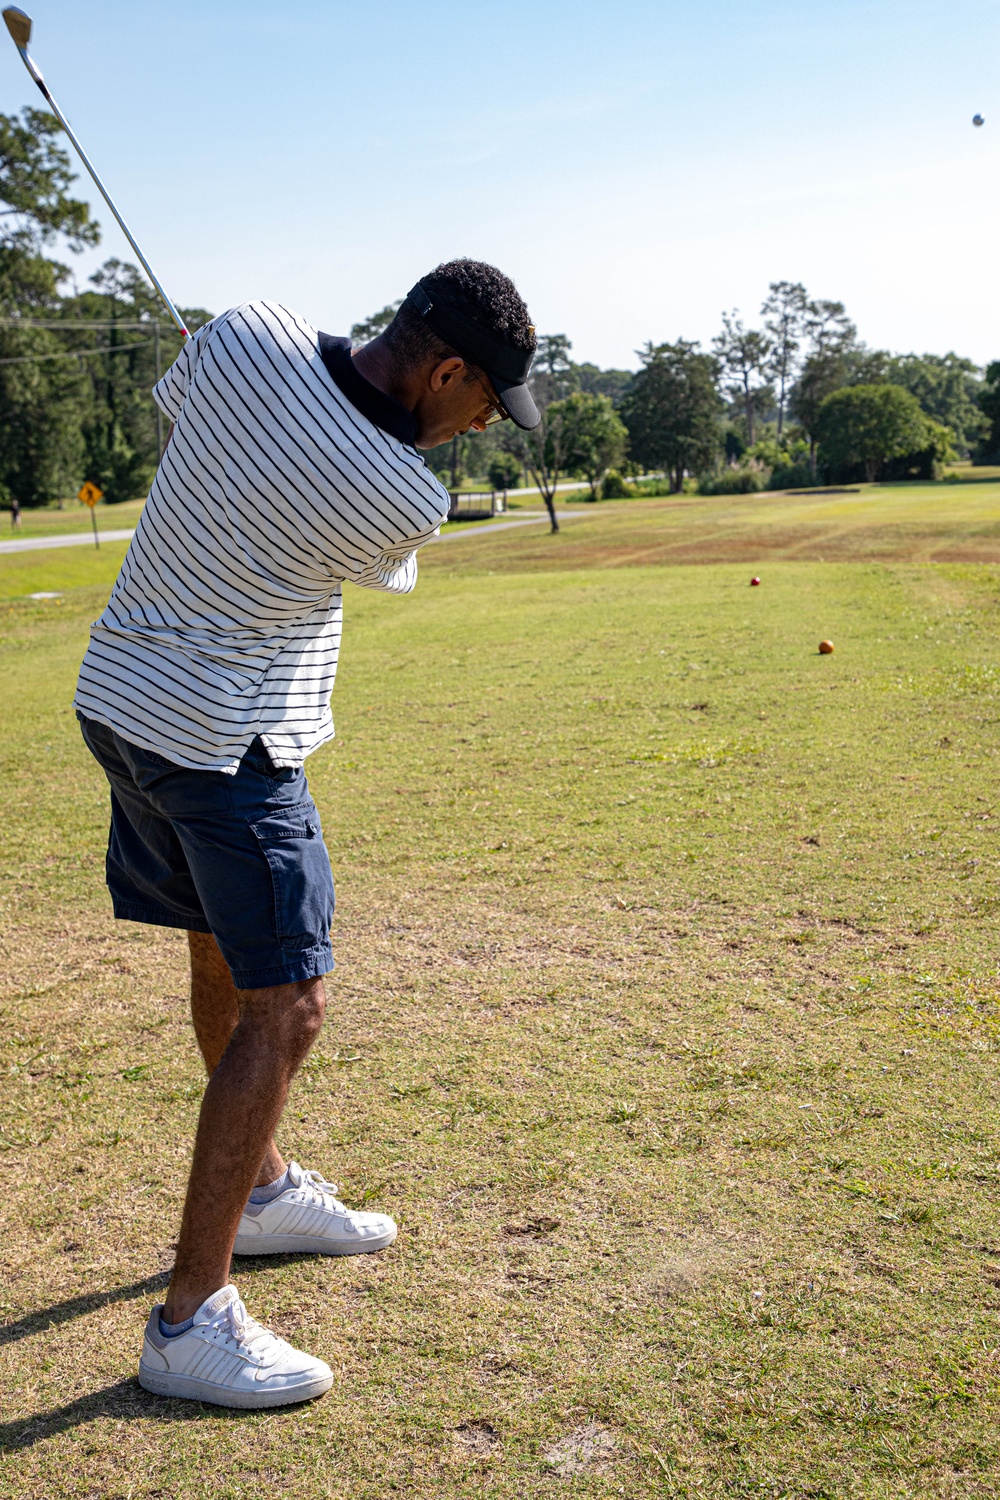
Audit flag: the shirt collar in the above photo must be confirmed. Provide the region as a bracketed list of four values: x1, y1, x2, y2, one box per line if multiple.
[317, 333, 418, 447]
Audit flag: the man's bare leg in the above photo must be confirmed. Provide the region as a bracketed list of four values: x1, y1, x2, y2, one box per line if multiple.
[188, 931, 285, 1188]
[162, 972, 325, 1324]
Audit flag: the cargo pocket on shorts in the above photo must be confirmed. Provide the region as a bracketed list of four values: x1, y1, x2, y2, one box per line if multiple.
[248, 805, 335, 951]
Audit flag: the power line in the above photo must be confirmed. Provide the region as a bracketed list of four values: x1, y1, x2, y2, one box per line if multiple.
[0, 318, 164, 330]
[0, 340, 153, 366]
[0, 318, 173, 455]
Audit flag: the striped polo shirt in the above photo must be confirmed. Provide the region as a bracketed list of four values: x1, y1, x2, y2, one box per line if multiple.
[74, 300, 449, 773]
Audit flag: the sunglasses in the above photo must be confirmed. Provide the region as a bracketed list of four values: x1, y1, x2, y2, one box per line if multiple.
[470, 366, 509, 426]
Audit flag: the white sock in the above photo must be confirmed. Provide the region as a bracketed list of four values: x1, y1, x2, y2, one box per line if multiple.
[248, 1166, 291, 1205]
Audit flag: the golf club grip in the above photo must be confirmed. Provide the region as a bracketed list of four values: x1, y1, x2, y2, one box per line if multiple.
[28, 66, 190, 341]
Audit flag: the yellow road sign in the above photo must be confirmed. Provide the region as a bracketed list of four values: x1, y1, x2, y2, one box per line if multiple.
[78, 481, 103, 508]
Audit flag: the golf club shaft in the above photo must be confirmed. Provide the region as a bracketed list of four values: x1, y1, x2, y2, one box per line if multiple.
[13, 44, 190, 341]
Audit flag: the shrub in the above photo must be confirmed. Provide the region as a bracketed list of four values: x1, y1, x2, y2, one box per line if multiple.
[630, 476, 675, 497]
[768, 461, 816, 490]
[744, 437, 788, 470]
[698, 465, 767, 495]
[487, 451, 521, 491]
[601, 469, 632, 499]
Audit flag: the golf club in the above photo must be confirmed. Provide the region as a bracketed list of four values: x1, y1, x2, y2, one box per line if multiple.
[2, 6, 190, 340]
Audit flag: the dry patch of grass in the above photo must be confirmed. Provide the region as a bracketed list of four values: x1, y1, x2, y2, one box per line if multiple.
[422, 481, 1000, 573]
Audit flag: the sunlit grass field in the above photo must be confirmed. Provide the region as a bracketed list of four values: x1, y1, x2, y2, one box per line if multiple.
[0, 497, 146, 540]
[3, 484, 1000, 1497]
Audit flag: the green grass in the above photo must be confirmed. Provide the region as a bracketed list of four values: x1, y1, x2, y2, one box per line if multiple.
[0, 497, 146, 539]
[0, 539, 133, 601]
[4, 487, 1000, 1496]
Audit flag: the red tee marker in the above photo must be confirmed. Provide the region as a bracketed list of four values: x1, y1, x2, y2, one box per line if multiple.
[750, 576, 761, 586]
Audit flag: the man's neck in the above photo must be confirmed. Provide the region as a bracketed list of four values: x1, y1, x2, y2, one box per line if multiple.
[352, 336, 413, 410]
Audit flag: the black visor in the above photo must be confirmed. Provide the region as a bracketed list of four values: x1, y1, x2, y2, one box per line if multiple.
[405, 282, 540, 430]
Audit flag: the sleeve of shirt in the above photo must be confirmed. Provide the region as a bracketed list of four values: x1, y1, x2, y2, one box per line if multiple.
[352, 515, 443, 594]
[152, 321, 214, 423]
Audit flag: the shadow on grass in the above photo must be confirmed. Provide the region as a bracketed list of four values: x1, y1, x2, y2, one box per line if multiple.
[1, 1254, 334, 1445]
[0, 1254, 321, 1352]
[0, 1273, 170, 1349]
[0, 1377, 264, 1451]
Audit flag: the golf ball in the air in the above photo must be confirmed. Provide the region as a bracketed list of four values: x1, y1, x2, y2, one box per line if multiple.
[973, 114, 985, 127]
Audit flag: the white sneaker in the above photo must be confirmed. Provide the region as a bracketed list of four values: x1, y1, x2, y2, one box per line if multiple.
[138, 1284, 333, 1408]
[233, 1161, 397, 1257]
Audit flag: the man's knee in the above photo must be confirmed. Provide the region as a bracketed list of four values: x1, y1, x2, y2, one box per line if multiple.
[240, 977, 325, 1057]
[292, 980, 326, 1047]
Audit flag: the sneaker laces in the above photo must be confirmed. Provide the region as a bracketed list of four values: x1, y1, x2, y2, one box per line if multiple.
[299, 1169, 348, 1212]
[214, 1295, 279, 1363]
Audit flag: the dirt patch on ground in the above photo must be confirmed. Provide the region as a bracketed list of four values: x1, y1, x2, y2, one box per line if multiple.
[453, 1420, 501, 1455]
[542, 1422, 618, 1477]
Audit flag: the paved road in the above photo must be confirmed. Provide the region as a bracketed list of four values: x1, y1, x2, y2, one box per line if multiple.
[503, 480, 593, 498]
[436, 510, 587, 541]
[0, 509, 591, 556]
[0, 527, 136, 555]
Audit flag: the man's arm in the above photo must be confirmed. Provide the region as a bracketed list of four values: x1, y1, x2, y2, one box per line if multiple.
[352, 516, 444, 595]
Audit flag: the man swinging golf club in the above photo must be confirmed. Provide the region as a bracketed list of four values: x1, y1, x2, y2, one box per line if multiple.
[74, 260, 539, 1407]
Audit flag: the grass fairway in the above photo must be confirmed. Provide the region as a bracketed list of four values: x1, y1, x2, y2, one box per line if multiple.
[0, 540, 134, 602]
[0, 497, 146, 540]
[423, 478, 1000, 574]
[3, 487, 1000, 1497]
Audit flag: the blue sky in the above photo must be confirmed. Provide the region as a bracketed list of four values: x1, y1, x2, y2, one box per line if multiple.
[3, 0, 999, 369]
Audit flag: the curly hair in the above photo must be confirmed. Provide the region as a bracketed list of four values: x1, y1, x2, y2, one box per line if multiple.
[381, 258, 535, 375]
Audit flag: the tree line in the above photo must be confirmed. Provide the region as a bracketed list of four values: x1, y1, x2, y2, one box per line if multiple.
[5, 103, 1000, 517]
[399, 283, 1000, 533]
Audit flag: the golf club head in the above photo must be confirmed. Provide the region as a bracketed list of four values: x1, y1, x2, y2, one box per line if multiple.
[3, 6, 31, 50]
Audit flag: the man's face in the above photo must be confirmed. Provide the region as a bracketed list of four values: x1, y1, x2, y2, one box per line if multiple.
[413, 358, 504, 450]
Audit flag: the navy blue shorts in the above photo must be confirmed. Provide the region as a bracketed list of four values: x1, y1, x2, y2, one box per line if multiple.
[78, 714, 335, 990]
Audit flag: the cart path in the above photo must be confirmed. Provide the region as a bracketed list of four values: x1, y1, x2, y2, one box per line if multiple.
[0, 527, 137, 554]
[0, 511, 591, 556]
[435, 510, 588, 540]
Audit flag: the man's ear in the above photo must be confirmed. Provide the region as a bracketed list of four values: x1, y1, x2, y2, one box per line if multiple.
[428, 356, 466, 394]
